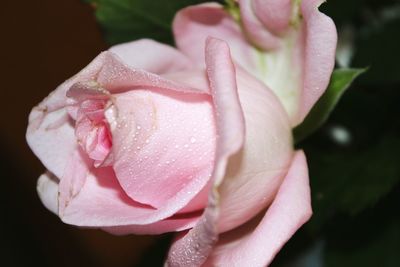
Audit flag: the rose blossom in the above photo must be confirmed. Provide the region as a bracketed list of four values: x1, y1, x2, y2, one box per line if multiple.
[27, 0, 336, 266]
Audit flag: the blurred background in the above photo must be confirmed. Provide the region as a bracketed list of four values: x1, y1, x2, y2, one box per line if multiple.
[1, 0, 399, 266]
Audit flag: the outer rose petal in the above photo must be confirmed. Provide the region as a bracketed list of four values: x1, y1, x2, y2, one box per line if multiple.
[102, 213, 199, 235]
[37, 172, 59, 214]
[36, 170, 199, 234]
[109, 88, 216, 209]
[60, 167, 202, 234]
[203, 151, 312, 267]
[109, 39, 192, 74]
[217, 67, 293, 233]
[167, 66, 293, 235]
[298, 0, 337, 123]
[166, 38, 245, 267]
[173, 3, 256, 71]
[26, 53, 107, 178]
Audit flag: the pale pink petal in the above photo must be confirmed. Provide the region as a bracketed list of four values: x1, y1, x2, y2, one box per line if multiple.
[239, 0, 282, 50]
[60, 167, 201, 234]
[109, 88, 215, 209]
[58, 150, 92, 216]
[204, 151, 312, 267]
[37, 172, 59, 214]
[173, 3, 256, 71]
[26, 53, 108, 178]
[26, 108, 76, 179]
[253, 0, 292, 34]
[217, 67, 293, 233]
[165, 38, 245, 267]
[109, 39, 192, 74]
[97, 52, 209, 94]
[102, 212, 200, 235]
[297, 0, 337, 124]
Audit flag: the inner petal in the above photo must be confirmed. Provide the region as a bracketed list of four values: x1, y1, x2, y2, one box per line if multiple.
[109, 88, 216, 209]
[74, 99, 113, 165]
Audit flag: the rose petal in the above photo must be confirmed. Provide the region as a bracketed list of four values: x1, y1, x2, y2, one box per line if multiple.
[26, 53, 108, 178]
[58, 150, 91, 216]
[109, 88, 216, 209]
[60, 166, 200, 234]
[97, 52, 209, 94]
[36, 171, 199, 234]
[298, 0, 337, 124]
[102, 212, 201, 235]
[203, 150, 312, 266]
[216, 67, 293, 233]
[165, 37, 245, 267]
[37, 172, 59, 214]
[109, 39, 192, 74]
[173, 3, 255, 71]
[239, 0, 282, 50]
[253, 0, 292, 34]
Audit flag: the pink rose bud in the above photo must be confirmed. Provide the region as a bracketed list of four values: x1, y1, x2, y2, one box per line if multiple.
[27, 37, 310, 266]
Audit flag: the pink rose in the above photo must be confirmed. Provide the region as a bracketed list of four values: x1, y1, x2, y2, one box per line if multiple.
[27, 0, 336, 265]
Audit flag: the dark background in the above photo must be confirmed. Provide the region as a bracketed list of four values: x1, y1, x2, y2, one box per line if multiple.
[1, 1, 159, 266]
[1, 0, 399, 266]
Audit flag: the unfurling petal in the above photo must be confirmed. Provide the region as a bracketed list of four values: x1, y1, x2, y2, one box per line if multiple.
[203, 151, 312, 267]
[166, 37, 245, 267]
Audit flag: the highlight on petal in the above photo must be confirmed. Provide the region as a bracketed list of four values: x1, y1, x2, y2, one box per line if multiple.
[203, 151, 312, 267]
[37, 172, 59, 215]
[166, 37, 245, 267]
[109, 39, 192, 74]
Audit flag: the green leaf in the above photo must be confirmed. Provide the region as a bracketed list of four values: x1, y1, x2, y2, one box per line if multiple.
[298, 81, 400, 230]
[294, 68, 366, 143]
[84, 0, 215, 45]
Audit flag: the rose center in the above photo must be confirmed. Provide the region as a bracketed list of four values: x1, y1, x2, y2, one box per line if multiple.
[75, 99, 112, 166]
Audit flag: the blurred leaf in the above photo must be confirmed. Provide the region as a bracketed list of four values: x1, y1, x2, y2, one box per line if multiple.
[300, 85, 400, 230]
[324, 187, 400, 267]
[84, 0, 216, 45]
[294, 68, 366, 143]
